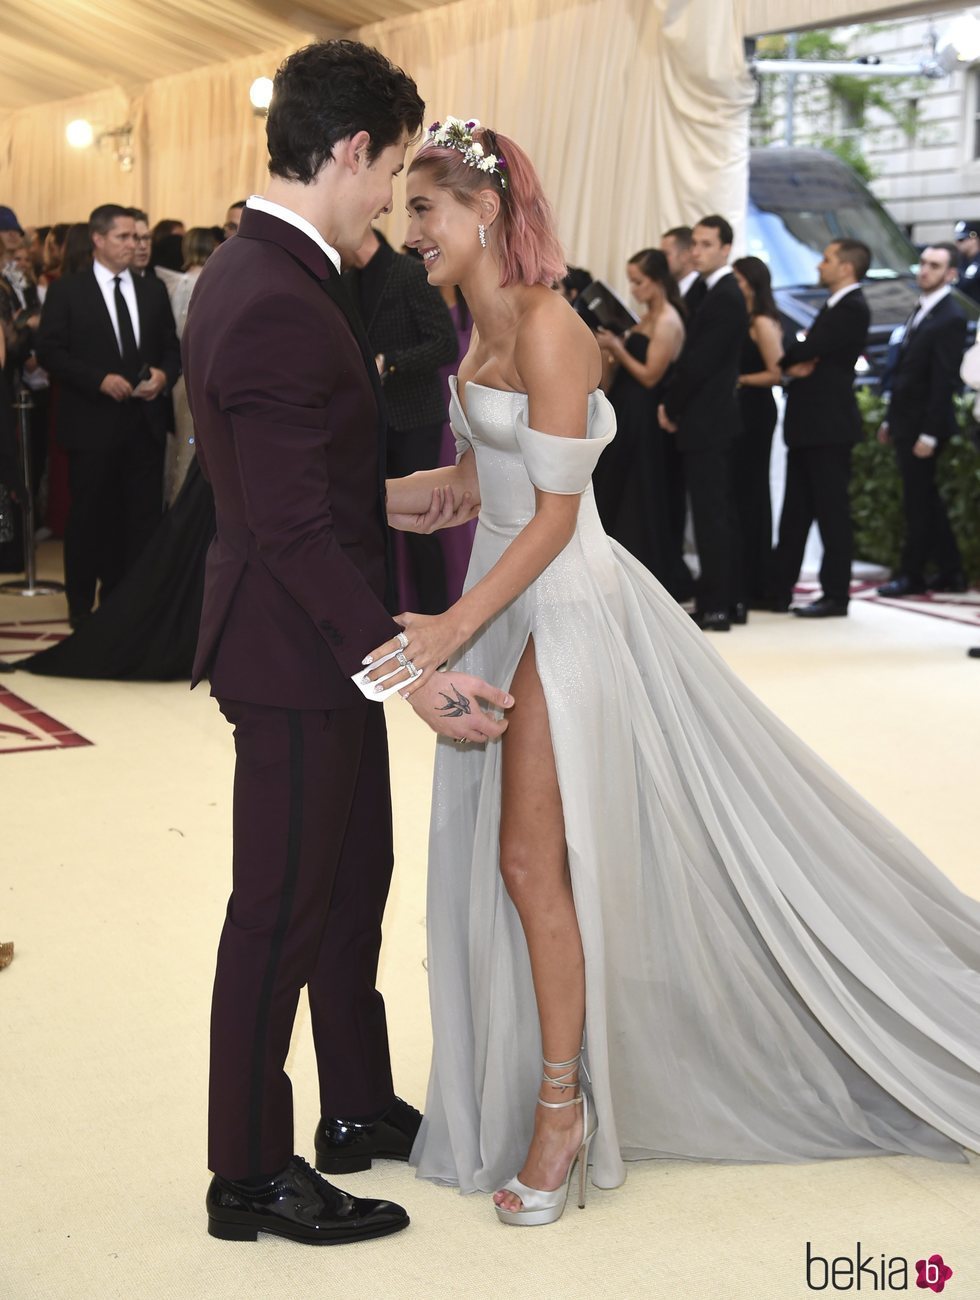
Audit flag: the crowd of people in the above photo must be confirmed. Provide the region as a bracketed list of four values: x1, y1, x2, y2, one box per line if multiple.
[0, 191, 974, 651]
[0, 193, 478, 664]
[562, 221, 972, 632]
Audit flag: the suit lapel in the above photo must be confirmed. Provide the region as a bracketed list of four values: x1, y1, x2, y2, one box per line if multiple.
[320, 263, 385, 420]
[84, 267, 122, 361]
[238, 206, 394, 605]
[131, 272, 151, 362]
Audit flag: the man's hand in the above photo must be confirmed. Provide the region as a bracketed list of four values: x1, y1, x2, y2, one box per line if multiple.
[913, 435, 936, 459]
[133, 367, 166, 400]
[407, 671, 513, 743]
[387, 484, 478, 534]
[877, 421, 891, 445]
[657, 403, 678, 433]
[100, 373, 133, 402]
[785, 360, 817, 379]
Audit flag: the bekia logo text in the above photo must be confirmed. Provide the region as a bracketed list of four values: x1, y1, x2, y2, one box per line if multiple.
[806, 1242, 954, 1292]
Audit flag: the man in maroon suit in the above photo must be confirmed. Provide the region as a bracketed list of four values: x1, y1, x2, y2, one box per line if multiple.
[182, 40, 512, 1246]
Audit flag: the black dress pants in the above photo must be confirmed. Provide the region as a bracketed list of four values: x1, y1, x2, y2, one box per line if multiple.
[894, 439, 962, 582]
[683, 444, 738, 615]
[64, 425, 164, 618]
[732, 397, 776, 605]
[771, 443, 853, 607]
[209, 698, 395, 1180]
[387, 421, 448, 614]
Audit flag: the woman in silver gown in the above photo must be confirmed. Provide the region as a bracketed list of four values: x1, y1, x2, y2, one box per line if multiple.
[370, 119, 980, 1228]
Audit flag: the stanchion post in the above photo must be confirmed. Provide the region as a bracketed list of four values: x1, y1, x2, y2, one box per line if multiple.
[0, 385, 65, 597]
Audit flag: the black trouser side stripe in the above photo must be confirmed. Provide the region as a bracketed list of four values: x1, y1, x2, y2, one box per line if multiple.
[247, 709, 304, 1177]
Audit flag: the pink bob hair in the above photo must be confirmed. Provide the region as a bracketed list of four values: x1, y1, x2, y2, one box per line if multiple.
[408, 126, 566, 288]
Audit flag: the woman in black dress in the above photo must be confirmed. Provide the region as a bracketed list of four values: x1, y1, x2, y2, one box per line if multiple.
[592, 249, 687, 596]
[731, 256, 783, 609]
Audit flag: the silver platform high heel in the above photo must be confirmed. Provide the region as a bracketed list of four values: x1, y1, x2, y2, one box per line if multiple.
[494, 1052, 598, 1227]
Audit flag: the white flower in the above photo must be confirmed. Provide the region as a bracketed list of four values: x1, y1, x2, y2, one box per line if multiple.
[477, 154, 498, 172]
[469, 141, 484, 158]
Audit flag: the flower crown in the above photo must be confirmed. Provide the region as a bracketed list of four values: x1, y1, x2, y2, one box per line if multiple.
[424, 117, 508, 189]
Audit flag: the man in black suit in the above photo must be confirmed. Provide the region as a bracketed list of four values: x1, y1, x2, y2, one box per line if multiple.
[659, 215, 747, 630]
[345, 226, 457, 613]
[38, 204, 180, 626]
[876, 243, 967, 596]
[770, 239, 871, 618]
[661, 224, 706, 315]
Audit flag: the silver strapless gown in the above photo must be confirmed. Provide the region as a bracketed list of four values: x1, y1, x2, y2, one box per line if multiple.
[410, 377, 980, 1195]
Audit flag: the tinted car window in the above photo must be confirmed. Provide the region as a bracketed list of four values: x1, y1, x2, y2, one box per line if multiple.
[747, 149, 919, 289]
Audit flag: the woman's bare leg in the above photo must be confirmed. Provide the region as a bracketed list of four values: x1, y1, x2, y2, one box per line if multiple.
[493, 638, 586, 1213]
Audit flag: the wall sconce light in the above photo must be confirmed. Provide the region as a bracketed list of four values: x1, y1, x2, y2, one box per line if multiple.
[249, 77, 274, 117]
[65, 120, 135, 172]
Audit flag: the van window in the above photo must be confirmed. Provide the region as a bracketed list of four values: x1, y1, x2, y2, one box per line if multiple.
[748, 151, 919, 289]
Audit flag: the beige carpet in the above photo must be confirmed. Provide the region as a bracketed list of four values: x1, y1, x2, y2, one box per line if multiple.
[3, 550, 979, 1299]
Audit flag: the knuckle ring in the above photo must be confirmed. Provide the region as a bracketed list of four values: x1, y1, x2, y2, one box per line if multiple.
[396, 651, 409, 669]
[396, 631, 409, 649]
[405, 658, 418, 675]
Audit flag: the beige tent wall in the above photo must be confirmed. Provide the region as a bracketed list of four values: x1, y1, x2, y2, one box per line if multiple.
[0, 1, 753, 288]
[8, 0, 970, 280]
[0, 44, 306, 229]
[0, 88, 143, 225]
[357, 0, 754, 286]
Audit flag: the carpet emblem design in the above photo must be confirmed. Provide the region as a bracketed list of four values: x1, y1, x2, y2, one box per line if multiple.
[0, 684, 92, 756]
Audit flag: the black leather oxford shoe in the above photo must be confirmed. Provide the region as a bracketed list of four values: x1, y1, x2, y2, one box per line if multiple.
[729, 602, 748, 625]
[792, 598, 848, 619]
[206, 1155, 409, 1245]
[315, 1096, 423, 1175]
[691, 610, 730, 632]
[876, 575, 924, 597]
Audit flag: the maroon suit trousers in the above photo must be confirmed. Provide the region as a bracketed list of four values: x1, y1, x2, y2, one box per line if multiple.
[208, 697, 395, 1180]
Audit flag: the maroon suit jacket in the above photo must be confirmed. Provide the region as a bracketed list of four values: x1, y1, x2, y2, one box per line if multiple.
[182, 207, 399, 709]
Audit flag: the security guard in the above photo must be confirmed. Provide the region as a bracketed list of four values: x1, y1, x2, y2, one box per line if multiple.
[953, 219, 980, 302]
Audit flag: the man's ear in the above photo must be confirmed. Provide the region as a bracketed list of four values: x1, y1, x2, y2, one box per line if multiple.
[340, 130, 372, 171]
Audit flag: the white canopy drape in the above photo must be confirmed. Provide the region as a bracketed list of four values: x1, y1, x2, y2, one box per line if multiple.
[356, 0, 753, 283]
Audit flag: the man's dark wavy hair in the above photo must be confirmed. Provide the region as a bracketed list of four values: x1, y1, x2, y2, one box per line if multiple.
[267, 40, 425, 183]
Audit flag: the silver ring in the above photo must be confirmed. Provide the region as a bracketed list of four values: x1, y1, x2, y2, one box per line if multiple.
[396, 631, 409, 649]
[454, 738, 466, 744]
[405, 658, 418, 675]
[395, 651, 409, 670]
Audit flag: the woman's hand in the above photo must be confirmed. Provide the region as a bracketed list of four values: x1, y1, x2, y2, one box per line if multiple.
[363, 609, 469, 696]
[596, 327, 625, 358]
[387, 485, 478, 534]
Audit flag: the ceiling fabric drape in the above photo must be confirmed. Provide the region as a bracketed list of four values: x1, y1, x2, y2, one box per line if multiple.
[357, 0, 755, 287]
[0, 44, 308, 229]
[1, 0, 755, 287]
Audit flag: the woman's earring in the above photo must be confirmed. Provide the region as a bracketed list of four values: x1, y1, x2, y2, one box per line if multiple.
[478, 224, 487, 249]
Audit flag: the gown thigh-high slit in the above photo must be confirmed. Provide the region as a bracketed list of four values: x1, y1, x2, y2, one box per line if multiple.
[410, 376, 980, 1197]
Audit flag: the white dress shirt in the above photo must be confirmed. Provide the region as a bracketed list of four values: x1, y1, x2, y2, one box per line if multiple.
[910, 283, 952, 331]
[246, 196, 341, 274]
[679, 270, 699, 297]
[826, 280, 863, 310]
[93, 258, 140, 354]
[704, 265, 733, 291]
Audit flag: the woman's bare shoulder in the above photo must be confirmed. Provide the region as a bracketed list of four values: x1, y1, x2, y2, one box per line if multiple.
[515, 289, 601, 384]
